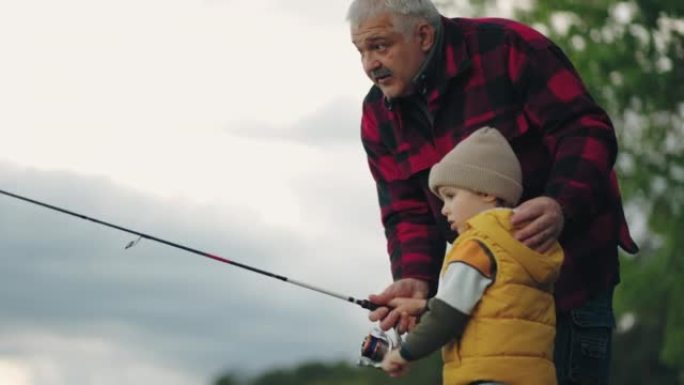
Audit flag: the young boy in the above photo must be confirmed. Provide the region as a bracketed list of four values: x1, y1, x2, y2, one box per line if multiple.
[380, 127, 564, 385]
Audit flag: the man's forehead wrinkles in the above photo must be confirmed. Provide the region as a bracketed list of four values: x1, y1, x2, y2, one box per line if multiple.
[352, 33, 388, 46]
[366, 36, 387, 42]
[353, 31, 392, 46]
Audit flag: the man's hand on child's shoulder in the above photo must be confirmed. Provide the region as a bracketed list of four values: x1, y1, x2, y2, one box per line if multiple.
[512, 196, 564, 252]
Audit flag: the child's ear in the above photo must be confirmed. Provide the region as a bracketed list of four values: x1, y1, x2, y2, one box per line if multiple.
[479, 193, 498, 203]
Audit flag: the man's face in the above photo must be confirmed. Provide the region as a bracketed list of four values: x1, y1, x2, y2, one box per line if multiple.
[351, 12, 433, 99]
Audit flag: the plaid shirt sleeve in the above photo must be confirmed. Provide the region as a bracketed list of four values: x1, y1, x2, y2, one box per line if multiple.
[510, 37, 619, 224]
[361, 102, 445, 284]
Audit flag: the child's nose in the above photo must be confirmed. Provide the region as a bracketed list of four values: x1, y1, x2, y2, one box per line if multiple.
[441, 204, 448, 216]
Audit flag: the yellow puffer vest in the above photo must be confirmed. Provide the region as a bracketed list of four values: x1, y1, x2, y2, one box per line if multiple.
[441, 209, 564, 385]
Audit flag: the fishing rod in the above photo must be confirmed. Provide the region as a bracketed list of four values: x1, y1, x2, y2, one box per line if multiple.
[0, 188, 379, 311]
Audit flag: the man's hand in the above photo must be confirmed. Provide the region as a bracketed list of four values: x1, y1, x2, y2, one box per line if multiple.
[381, 349, 409, 377]
[511, 196, 564, 252]
[368, 278, 429, 333]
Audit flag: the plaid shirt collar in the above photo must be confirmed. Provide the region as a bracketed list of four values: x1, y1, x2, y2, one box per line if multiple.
[384, 17, 471, 109]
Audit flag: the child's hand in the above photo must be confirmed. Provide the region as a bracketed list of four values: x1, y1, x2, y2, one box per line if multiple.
[381, 349, 409, 377]
[387, 297, 427, 316]
[385, 297, 427, 331]
[368, 278, 429, 333]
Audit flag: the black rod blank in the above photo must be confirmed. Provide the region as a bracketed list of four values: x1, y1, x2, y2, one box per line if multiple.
[0, 188, 377, 311]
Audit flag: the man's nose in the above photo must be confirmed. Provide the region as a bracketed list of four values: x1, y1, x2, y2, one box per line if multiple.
[362, 54, 381, 74]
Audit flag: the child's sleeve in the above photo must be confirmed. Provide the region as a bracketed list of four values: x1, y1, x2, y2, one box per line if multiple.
[399, 240, 495, 361]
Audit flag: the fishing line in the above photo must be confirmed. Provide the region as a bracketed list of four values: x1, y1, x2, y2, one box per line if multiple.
[0, 188, 378, 311]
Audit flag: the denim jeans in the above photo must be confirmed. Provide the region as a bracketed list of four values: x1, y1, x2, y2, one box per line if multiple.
[554, 288, 615, 385]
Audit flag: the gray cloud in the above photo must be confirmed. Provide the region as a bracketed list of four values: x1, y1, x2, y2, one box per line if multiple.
[270, 0, 476, 26]
[0, 161, 383, 384]
[272, 0, 351, 25]
[229, 96, 363, 146]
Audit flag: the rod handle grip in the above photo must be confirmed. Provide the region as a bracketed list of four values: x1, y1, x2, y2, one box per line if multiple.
[357, 299, 381, 311]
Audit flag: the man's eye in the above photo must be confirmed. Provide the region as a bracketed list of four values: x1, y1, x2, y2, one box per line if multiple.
[372, 43, 387, 51]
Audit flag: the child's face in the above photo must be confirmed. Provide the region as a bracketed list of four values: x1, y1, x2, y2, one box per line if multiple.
[438, 186, 497, 233]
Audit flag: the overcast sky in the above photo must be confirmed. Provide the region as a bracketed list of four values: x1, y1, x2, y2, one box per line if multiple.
[0, 1, 520, 384]
[0, 1, 391, 384]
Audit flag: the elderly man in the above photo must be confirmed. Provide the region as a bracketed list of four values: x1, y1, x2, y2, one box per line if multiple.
[347, 1, 638, 384]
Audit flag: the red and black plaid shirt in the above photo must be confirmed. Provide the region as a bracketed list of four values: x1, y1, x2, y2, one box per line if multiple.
[360, 17, 638, 312]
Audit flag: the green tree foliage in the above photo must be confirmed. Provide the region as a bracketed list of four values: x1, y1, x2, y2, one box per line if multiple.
[612, 322, 680, 384]
[215, 372, 241, 385]
[214, 354, 442, 385]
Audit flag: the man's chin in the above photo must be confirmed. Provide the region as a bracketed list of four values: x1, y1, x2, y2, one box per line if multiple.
[378, 84, 412, 99]
[379, 87, 403, 99]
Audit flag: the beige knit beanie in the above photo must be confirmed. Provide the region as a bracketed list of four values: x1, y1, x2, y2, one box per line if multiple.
[428, 126, 522, 205]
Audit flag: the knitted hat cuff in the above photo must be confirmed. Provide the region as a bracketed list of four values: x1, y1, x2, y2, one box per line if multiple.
[429, 163, 522, 205]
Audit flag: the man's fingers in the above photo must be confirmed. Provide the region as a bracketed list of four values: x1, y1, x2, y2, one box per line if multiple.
[518, 223, 561, 251]
[511, 203, 542, 226]
[516, 215, 561, 241]
[368, 282, 405, 305]
[518, 225, 549, 247]
[515, 215, 545, 239]
[536, 238, 556, 253]
[514, 226, 534, 243]
[520, 232, 544, 249]
[369, 306, 389, 322]
[369, 293, 390, 305]
[512, 197, 563, 235]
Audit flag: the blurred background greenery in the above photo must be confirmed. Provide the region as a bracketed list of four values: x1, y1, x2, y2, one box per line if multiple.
[214, 1, 683, 383]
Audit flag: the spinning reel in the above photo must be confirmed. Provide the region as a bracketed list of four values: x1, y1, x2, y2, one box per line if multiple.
[358, 326, 403, 368]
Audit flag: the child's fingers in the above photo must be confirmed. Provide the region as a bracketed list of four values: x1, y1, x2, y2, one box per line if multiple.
[379, 309, 401, 331]
[388, 363, 408, 377]
[382, 358, 403, 376]
[408, 316, 417, 331]
[397, 312, 410, 334]
[387, 298, 423, 315]
[386, 297, 403, 307]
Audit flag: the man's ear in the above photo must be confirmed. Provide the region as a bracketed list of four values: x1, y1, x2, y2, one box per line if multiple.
[416, 22, 436, 53]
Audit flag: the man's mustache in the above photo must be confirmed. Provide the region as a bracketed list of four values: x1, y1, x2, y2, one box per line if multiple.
[371, 67, 392, 80]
